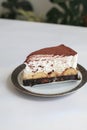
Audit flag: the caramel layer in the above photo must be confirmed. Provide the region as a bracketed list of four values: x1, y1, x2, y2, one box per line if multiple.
[22, 68, 78, 80]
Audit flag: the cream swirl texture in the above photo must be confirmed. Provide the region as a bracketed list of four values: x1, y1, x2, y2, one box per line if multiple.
[24, 54, 78, 74]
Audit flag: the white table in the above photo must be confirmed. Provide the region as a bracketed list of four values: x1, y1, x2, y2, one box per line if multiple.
[0, 19, 87, 130]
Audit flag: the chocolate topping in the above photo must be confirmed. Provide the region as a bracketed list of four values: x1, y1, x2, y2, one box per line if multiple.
[25, 44, 77, 63]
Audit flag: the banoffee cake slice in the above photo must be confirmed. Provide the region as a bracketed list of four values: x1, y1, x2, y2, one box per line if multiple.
[22, 44, 79, 86]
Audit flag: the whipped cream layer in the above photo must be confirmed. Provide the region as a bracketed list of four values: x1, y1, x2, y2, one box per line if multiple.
[24, 54, 78, 75]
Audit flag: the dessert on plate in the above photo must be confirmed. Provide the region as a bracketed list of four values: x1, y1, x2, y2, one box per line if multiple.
[22, 44, 79, 86]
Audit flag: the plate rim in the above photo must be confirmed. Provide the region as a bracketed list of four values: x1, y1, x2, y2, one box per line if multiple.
[11, 64, 87, 97]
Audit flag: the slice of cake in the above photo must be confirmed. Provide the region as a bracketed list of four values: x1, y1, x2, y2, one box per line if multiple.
[22, 44, 79, 86]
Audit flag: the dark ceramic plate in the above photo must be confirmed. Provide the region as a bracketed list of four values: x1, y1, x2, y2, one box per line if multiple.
[11, 64, 87, 97]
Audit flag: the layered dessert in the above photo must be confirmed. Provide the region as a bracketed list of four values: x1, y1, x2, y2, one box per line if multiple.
[22, 44, 79, 86]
